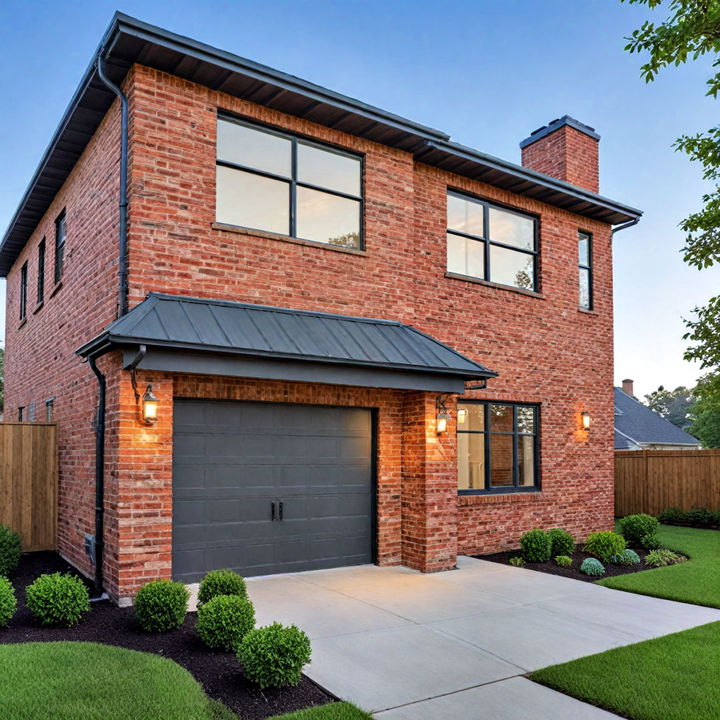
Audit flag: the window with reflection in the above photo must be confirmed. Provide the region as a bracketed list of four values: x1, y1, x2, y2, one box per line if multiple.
[447, 192, 537, 291]
[578, 231, 592, 310]
[457, 401, 539, 493]
[216, 116, 363, 248]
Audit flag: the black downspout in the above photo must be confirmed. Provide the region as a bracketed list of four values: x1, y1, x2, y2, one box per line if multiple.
[88, 355, 106, 593]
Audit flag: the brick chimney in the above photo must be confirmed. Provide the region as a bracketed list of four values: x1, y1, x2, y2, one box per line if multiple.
[520, 116, 600, 193]
[622, 379, 634, 397]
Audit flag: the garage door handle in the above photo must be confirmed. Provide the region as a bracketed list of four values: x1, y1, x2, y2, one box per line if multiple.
[271, 501, 276, 521]
[278, 501, 284, 521]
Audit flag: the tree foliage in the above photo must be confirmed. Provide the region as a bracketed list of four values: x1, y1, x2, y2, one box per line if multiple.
[689, 372, 720, 446]
[643, 384, 696, 428]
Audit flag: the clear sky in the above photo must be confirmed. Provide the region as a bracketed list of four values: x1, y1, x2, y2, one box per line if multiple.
[1, 0, 718, 399]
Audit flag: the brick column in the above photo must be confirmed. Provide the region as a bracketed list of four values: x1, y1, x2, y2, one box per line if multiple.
[401, 392, 458, 572]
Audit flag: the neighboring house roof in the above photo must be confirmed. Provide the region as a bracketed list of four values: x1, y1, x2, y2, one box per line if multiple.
[614, 387, 700, 449]
[0, 12, 641, 277]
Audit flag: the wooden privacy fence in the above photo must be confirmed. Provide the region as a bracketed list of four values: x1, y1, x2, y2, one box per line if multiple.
[0, 423, 57, 551]
[615, 449, 720, 517]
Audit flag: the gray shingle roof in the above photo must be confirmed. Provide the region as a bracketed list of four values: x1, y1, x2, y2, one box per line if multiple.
[77, 293, 496, 381]
[614, 387, 700, 448]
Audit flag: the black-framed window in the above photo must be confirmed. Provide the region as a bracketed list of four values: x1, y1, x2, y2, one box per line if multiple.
[37, 239, 46, 305]
[54, 211, 66, 284]
[578, 231, 592, 309]
[447, 191, 538, 291]
[216, 115, 363, 249]
[17, 407, 25, 422]
[19, 261, 28, 321]
[457, 401, 539, 494]
[45, 398, 55, 422]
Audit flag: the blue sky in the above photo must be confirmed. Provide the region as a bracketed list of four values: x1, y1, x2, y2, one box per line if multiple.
[1, 0, 718, 398]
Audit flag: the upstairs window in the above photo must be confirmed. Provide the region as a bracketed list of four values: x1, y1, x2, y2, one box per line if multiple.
[578, 231, 592, 309]
[216, 116, 363, 249]
[19, 261, 28, 321]
[37, 239, 46, 305]
[54, 211, 66, 284]
[447, 192, 538, 291]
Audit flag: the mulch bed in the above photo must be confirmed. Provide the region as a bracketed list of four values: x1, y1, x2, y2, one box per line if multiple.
[477, 547, 663, 582]
[1, 552, 335, 720]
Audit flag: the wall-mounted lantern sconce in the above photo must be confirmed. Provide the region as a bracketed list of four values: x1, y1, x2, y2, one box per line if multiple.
[581, 411, 591, 431]
[141, 384, 158, 425]
[436, 395, 451, 435]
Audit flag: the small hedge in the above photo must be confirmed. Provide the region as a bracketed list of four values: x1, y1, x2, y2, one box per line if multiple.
[198, 569, 247, 606]
[0, 525, 22, 577]
[657, 506, 720, 528]
[238, 622, 311, 689]
[547, 528, 574, 557]
[0, 576, 17, 627]
[197, 594, 255, 651]
[619, 514, 659, 546]
[519, 529, 552, 563]
[584, 531, 626, 562]
[25, 572, 89, 627]
[580, 558, 605, 576]
[134, 579, 189, 632]
[554, 555, 572, 568]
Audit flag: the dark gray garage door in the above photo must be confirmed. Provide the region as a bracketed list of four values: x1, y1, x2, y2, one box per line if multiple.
[172, 400, 374, 582]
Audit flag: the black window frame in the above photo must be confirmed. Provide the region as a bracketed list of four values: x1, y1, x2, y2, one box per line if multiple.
[457, 400, 540, 495]
[578, 230, 593, 310]
[447, 190, 539, 292]
[37, 238, 46, 305]
[19, 261, 28, 321]
[215, 113, 365, 249]
[54, 211, 66, 284]
[45, 397, 55, 422]
[17, 407, 25, 422]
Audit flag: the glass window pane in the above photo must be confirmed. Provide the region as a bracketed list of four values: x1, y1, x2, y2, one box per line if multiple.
[518, 435, 535, 486]
[457, 403, 484, 431]
[447, 194, 484, 237]
[296, 187, 360, 247]
[217, 119, 291, 177]
[458, 433, 486, 490]
[488, 207, 534, 250]
[578, 233, 590, 266]
[489, 245, 534, 290]
[517, 406, 536, 434]
[447, 234, 484, 278]
[579, 268, 591, 309]
[490, 433, 514, 487]
[298, 143, 361, 196]
[216, 166, 289, 234]
[490, 404, 513, 433]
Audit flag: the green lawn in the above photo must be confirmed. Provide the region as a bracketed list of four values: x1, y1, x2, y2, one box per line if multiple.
[271, 703, 372, 719]
[597, 524, 720, 608]
[0, 642, 235, 720]
[530, 621, 720, 720]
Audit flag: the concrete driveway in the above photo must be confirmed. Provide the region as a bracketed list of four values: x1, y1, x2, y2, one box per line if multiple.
[245, 557, 720, 719]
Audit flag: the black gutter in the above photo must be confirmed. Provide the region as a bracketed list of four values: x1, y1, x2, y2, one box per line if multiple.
[96, 53, 129, 317]
[87, 355, 106, 593]
[611, 217, 640, 235]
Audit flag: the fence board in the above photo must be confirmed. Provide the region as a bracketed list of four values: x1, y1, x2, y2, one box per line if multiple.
[0, 423, 57, 551]
[615, 449, 720, 516]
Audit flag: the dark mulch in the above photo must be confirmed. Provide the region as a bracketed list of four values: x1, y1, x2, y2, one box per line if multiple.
[477, 547, 664, 582]
[2, 552, 335, 720]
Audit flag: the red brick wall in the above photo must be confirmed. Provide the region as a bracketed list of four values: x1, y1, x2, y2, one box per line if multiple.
[521, 125, 600, 193]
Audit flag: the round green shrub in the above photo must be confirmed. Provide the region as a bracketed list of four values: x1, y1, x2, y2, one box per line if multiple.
[554, 555, 572, 568]
[25, 572, 89, 627]
[508, 556, 525, 567]
[0, 525, 22, 577]
[658, 507, 686, 525]
[580, 558, 605, 576]
[197, 594, 255, 651]
[0, 576, 17, 627]
[197, 569, 247, 606]
[547, 528, 574, 557]
[619, 514, 659, 546]
[711, 510, 720, 527]
[640, 533, 662, 550]
[583, 531, 626, 562]
[519, 529, 552, 563]
[685, 508, 712, 527]
[237, 622, 311, 689]
[134, 579, 189, 632]
[611, 549, 641, 566]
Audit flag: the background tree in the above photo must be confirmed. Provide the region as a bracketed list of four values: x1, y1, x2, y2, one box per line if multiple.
[689, 372, 720, 446]
[643, 384, 696, 429]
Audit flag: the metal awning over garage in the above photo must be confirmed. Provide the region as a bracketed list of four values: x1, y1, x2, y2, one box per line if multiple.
[77, 293, 496, 393]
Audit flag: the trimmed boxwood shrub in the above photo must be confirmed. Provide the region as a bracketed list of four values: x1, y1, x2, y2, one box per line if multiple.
[584, 531, 626, 562]
[685, 507, 713, 527]
[658, 507, 686, 524]
[198, 569, 247, 606]
[197, 594, 255, 651]
[134, 579, 189, 632]
[25, 572, 89, 627]
[519, 529, 552, 563]
[0, 576, 17, 627]
[641, 533, 662, 550]
[0, 525, 22, 577]
[580, 558, 605, 576]
[619, 514, 659, 546]
[554, 555, 572, 568]
[611, 549, 641, 566]
[238, 622, 311, 689]
[547, 528, 574, 557]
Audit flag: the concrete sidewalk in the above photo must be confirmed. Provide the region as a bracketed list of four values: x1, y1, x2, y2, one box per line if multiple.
[245, 557, 720, 719]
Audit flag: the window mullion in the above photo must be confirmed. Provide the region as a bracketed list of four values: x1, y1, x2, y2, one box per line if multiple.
[512, 406, 519, 488]
[484, 403, 491, 489]
[483, 204, 490, 281]
[290, 138, 297, 237]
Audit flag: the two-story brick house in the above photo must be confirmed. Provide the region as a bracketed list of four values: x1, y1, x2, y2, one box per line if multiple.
[0, 14, 640, 604]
